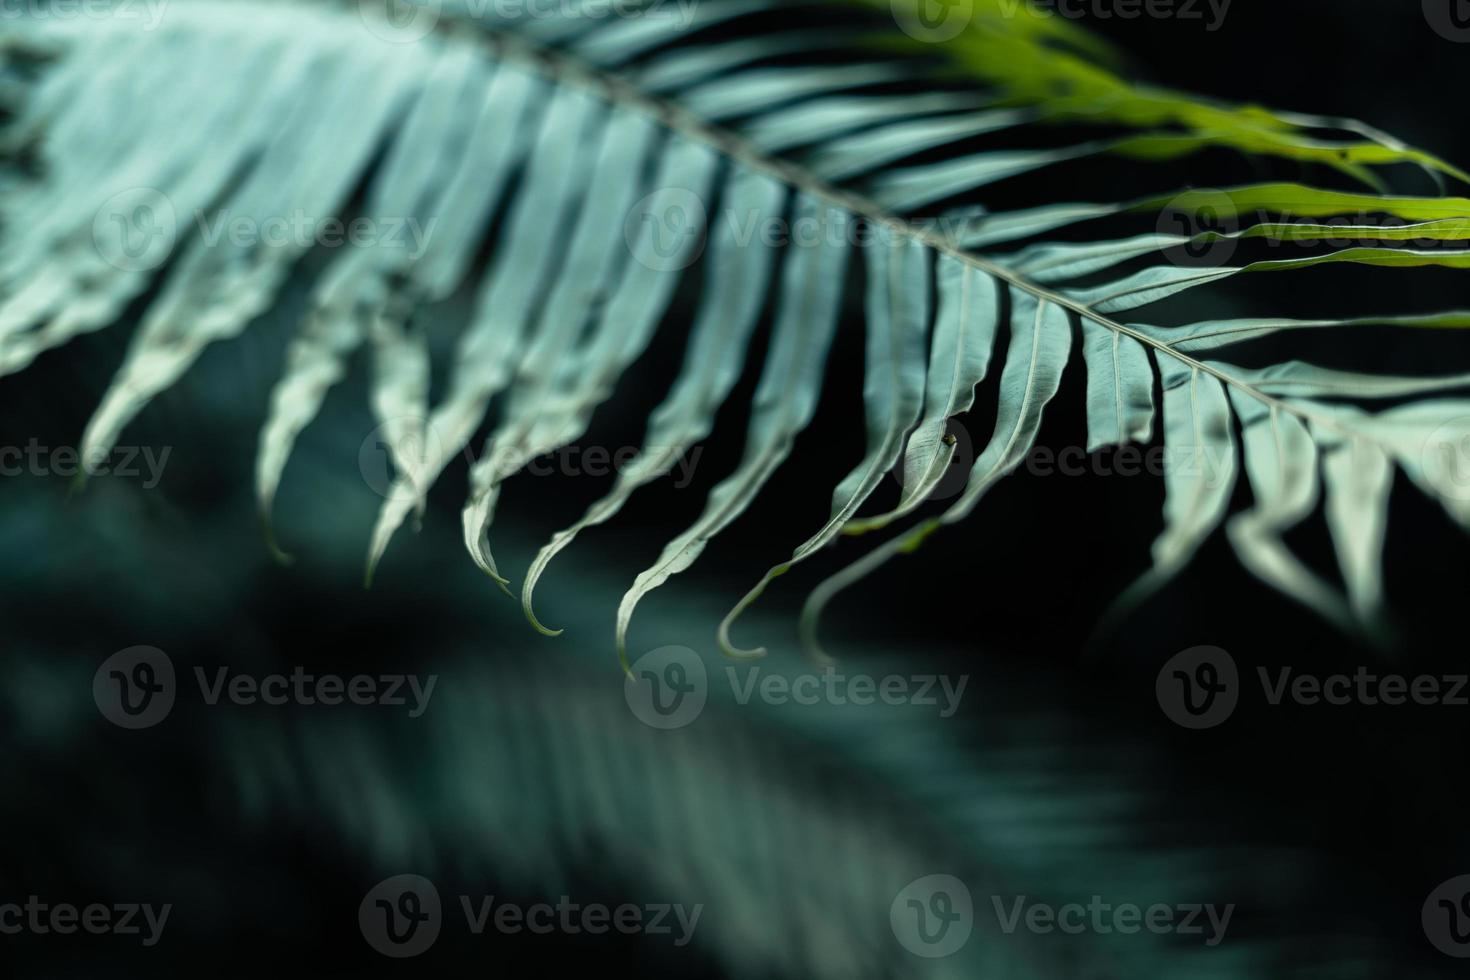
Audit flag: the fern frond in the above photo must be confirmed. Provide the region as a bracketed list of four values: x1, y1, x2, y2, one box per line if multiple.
[7, 0, 1470, 660]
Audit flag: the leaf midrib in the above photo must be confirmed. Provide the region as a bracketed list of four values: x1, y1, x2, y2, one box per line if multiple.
[467, 20, 1379, 449]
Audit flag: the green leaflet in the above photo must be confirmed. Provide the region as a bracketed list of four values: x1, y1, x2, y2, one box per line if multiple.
[1081, 320, 1155, 452]
[1211, 361, 1470, 400]
[521, 169, 788, 635]
[844, 255, 999, 536]
[615, 198, 852, 668]
[720, 233, 930, 659]
[1226, 394, 1351, 631]
[867, 1, 1467, 185]
[1012, 221, 1470, 286]
[1136, 312, 1470, 353]
[1075, 249, 1470, 314]
[800, 295, 1072, 660]
[1141, 183, 1470, 224]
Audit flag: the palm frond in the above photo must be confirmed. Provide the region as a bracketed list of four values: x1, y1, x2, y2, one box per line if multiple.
[6, 0, 1470, 660]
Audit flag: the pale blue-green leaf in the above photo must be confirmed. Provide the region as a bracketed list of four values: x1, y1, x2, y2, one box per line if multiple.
[1226, 393, 1350, 630]
[721, 234, 931, 658]
[372, 88, 622, 582]
[845, 256, 999, 535]
[802, 295, 1073, 660]
[810, 109, 1033, 183]
[874, 143, 1105, 212]
[616, 198, 852, 666]
[523, 169, 788, 635]
[682, 64, 913, 122]
[1081, 319, 1155, 451]
[957, 201, 1126, 250]
[258, 62, 539, 556]
[80, 39, 419, 472]
[744, 92, 986, 154]
[463, 135, 719, 589]
[1314, 423, 1393, 623]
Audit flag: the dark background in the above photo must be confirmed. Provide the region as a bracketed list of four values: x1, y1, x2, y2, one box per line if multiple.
[2, 1, 1469, 977]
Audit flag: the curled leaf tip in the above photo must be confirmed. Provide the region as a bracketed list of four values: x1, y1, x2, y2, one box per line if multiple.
[260, 514, 295, 567]
[521, 591, 564, 638]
